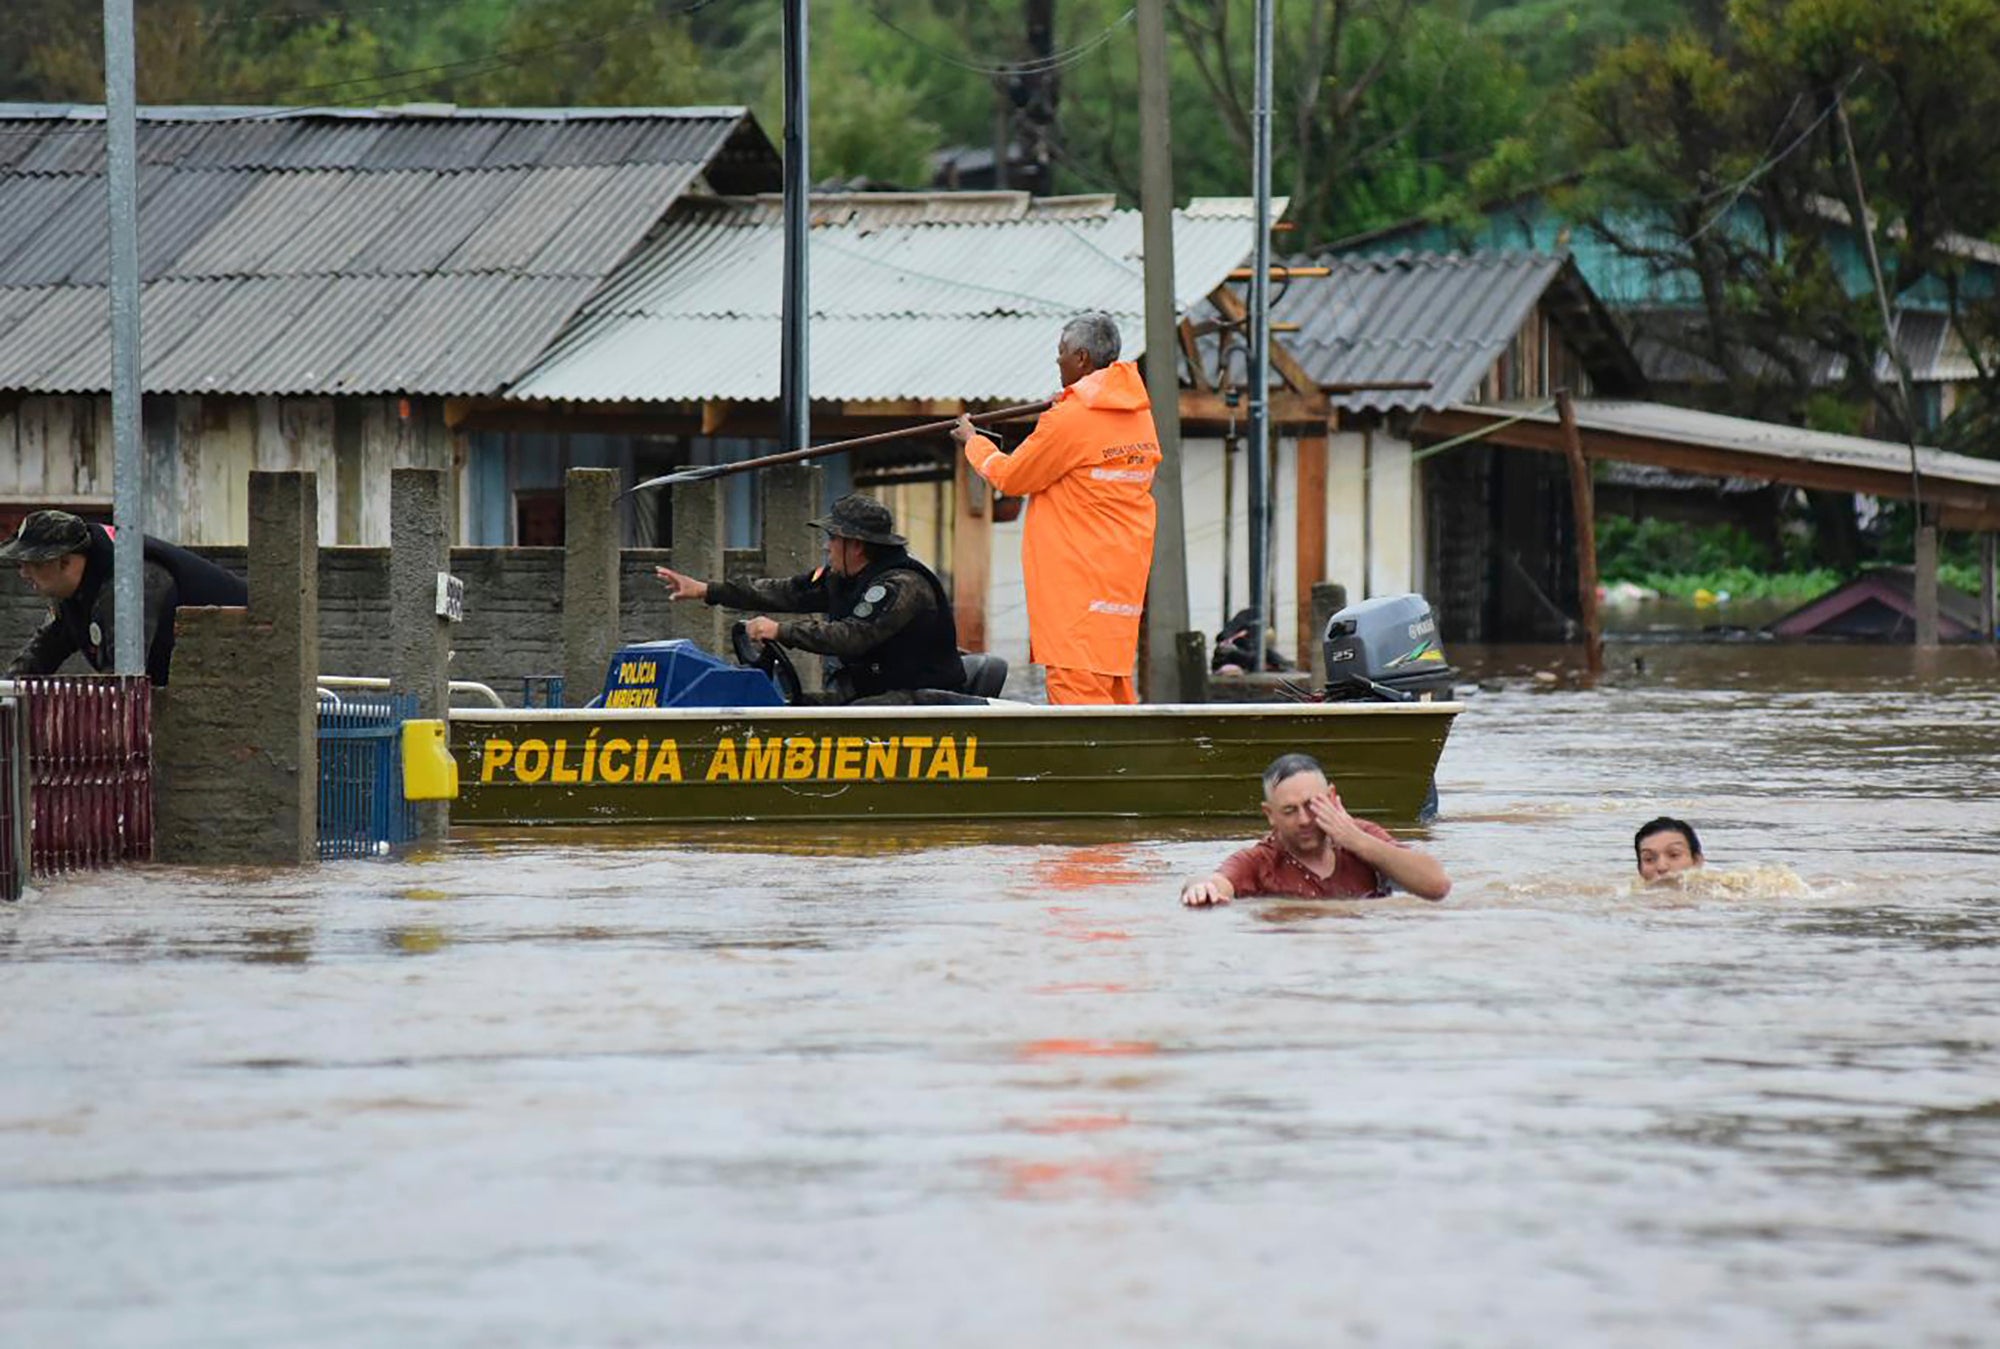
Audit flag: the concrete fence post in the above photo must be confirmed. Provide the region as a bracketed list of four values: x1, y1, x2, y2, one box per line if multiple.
[1309, 581, 1348, 686]
[562, 468, 621, 707]
[156, 470, 318, 865]
[391, 467, 452, 840]
[762, 464, 825, 693]
[670, 478, 729, 657]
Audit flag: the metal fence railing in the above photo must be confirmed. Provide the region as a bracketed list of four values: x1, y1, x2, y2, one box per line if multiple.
[4, 676, 155, 881]
[317, 692, 418, 860]
[0, 696, 27, 902]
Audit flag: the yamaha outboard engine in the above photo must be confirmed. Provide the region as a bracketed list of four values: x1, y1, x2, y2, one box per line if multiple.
[1322, 594, 1457, 702]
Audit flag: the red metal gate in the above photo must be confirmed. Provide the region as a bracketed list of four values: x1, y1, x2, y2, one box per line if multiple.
[9, 676, 154, 878]
[0, 696, 26, 900]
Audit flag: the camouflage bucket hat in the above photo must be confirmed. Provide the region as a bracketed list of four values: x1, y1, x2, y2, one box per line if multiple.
[0, 510, 94, 564]
[808, 493, 906, 547]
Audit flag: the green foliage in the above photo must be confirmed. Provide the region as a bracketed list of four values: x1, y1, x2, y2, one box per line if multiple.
[1597, 514, 1778, 579]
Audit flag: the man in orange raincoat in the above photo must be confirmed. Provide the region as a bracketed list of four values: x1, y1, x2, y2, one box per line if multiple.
[951, 313, 1162, 705]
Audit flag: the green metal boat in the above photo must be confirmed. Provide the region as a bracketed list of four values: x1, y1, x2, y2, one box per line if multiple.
[446, 701, 1459, 827]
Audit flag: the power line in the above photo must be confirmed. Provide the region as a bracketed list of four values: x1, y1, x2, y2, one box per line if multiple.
[863, 4, 1135, 79]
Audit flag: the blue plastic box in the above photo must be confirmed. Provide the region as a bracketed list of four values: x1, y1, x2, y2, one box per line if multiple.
[596, 640, 785, 709]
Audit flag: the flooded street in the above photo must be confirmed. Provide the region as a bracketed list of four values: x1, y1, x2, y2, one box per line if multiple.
[4, 645, 1998, 1347]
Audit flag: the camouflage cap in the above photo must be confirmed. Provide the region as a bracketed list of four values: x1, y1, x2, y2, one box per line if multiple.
[0, 510, 94, 564]
[808, 493, 905, 547]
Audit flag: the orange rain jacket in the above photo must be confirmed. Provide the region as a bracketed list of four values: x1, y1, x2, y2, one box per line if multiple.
[964, 361, 1162, 675]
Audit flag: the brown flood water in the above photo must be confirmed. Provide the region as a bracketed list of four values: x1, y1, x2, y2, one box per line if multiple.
[3, 643, 1998, 1347]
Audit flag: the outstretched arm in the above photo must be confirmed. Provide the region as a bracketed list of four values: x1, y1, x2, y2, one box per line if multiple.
[953, 408, 1082, 497]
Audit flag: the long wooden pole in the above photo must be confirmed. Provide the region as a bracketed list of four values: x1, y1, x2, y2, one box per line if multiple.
[625, 401, 1053, 494]
[1556, 390, 1603, 677]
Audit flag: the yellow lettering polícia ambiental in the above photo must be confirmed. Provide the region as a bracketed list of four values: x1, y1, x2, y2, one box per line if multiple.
[963, 736, 989, 780]
[514, 738, 550, 783]
[864, 738, 898, 779]
[706, 738, 740, 782]
[599, 738, 633, 783]
[647, 739, 683, 783]
[900, 736, 935, 776]
[926, 736, 960, 779]
[783, 736, 817, 780]
[481, 738, 514, 783]
[743, 736, 780, 780]
[550, 739, 581, 784]
[832, 737, 864, 781]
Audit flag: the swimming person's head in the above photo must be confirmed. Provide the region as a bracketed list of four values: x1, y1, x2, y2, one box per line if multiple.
[1634, 817, 1703, 883]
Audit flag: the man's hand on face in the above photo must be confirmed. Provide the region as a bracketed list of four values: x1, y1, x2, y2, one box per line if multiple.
[1308, 790, 1372, 851]
[744, 615, 781, 643]
[948, 414, 976, 447]
[654, 566, 708, 602]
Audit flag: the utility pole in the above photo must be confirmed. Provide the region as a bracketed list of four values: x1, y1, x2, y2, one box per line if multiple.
[1245, 0, 1274, 672]
[104, 0, 144, 674]
[780, 0, 810, 454]
[1137, 0, 1189, 698]
[1017, 0, 1057, 197]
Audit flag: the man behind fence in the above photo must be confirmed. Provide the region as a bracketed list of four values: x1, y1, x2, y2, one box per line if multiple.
[2, 510, 247, 687]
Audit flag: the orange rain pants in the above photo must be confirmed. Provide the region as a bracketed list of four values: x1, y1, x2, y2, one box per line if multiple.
[1044, 666, 1137, 707]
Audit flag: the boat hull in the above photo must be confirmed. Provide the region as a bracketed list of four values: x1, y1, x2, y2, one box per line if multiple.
[447, 701, 1459, 826]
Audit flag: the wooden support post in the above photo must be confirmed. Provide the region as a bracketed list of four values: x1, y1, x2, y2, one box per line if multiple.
[1914, 521, 1941, 649]
[1977, 528, 1998, 638]
[1555, 391, 1603, 677]
[1295, 427, 1328, 663]
[952, 457, 993, 652]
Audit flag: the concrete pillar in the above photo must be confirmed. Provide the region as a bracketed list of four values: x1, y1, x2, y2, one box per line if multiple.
[1309, 581, 1348, 686]
[562, 467, 621, 708]
[156, 470, 318, 865]
[1175, 630, 1209, 705]
[671, 477, 729, 658]
[1915, 522, 1940, 649]
[391, 467, 451, 840]
[763, 464, 825, 694]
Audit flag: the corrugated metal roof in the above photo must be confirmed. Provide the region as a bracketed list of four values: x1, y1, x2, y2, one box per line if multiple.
[1275, 251, 1569, 412]
[507, 196, 1261, 403]
[0, 103, 779, 395]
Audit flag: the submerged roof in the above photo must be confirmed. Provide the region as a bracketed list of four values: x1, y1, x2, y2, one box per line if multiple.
[507, 194, 1265, 403]
[0, 103, 779, 396]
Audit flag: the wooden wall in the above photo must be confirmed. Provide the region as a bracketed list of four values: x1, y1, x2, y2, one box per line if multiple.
[0, 393, 455, 546]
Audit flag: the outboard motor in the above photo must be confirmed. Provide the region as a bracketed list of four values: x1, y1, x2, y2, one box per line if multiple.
[1322, 594, 1457, 703]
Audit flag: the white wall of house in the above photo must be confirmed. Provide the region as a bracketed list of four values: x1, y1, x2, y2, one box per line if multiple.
[1365, 430, 1419, 598]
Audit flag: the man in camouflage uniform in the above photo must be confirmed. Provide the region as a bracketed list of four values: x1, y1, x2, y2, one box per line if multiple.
[654, 493, 966, 705]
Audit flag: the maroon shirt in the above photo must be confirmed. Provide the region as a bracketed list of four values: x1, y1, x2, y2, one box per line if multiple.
[1216, 823, 1401, 899]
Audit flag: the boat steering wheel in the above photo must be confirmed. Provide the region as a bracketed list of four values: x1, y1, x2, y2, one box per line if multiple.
[731, 620, 804, 705]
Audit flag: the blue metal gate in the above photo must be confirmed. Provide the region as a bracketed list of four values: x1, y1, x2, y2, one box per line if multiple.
[317, 693, 418, 860]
